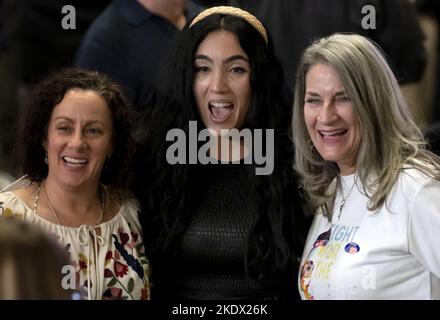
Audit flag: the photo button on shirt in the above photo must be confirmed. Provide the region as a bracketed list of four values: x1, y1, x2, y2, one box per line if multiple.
[298, 170, 440, 300]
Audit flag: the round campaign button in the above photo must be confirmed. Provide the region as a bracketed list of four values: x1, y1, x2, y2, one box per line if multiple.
[344, 242, 360, 254]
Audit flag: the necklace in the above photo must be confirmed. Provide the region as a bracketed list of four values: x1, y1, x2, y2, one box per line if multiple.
[337, 175, 357, 220]
[34, 182, 104, 226]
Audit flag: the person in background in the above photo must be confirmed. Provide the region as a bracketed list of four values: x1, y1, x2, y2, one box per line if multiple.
[1, 1, 112, 179]
[229, 0, 427, 119]
[231, 0, 426, 88]
[0, 68, 150, 300]
[0, 217, 72, 299]
[292, 33, 440, 299]
[75, 0, 204, 110]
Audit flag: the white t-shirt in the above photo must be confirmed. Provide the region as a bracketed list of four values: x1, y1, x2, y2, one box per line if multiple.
[298, 168, 440, 299]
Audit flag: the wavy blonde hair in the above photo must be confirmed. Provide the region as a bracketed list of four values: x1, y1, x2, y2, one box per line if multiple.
[292, 33, 440, 214]
[0, 217, 71, 299]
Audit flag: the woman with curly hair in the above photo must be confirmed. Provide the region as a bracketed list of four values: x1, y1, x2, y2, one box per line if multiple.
[134, 6, 306, 300]
[0, 68, 150, 300]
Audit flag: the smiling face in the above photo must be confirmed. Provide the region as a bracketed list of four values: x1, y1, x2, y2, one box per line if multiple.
[304, 63, 360, 175]
[193, 30, 252, 135]
[43, 89, 113, 190]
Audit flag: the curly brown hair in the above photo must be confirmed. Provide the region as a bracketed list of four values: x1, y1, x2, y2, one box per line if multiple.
[17, 68, 135, 199]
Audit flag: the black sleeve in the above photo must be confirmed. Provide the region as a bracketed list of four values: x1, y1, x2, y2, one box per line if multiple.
[373, 0, 427, 84]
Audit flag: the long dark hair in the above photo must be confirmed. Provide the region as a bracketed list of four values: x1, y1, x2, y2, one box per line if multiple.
[135, 13, 305, 286]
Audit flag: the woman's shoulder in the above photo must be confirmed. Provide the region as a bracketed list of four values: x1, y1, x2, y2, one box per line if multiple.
[119, 198, 140, 217]
[104, 186, 139, 216]
[398, 166, 439, 188]
[105, 195, 140, 224]
[1, 175, 36, 206]
[0, 190, 20, 210]
[103, 197, 143, 237]
[0, 185, 35, 218]
[394, 166, 440, 202]
[1, 175, 33, 192]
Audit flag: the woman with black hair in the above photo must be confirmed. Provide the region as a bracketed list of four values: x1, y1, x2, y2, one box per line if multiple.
[135, 6, 305, 300]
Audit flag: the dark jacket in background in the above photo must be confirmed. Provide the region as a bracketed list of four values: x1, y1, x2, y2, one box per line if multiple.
[229, 0, 426, 92]
[17, 0, 111, 84]
[75, 0, 204, 110]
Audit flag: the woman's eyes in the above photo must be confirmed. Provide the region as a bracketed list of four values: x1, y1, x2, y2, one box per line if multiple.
[195, 65, 209, 73]
[57, 126, 71, 132]
[304, 96, 351, 104]
[56, 126, 101, 135]
[305, 98, 321, 105]
[194, 66, 248, 74]
[336, 96, 351, 103]
[87, 128, 101, 134]
[230, 66, 246, 74]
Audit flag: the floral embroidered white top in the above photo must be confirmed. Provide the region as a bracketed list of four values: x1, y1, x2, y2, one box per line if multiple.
[0, 184, 150, 300]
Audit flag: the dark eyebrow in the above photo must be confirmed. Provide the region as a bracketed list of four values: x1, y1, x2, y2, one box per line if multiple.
[194, 54, 250, 64]
[54, 117, 102, 125]
[224, 55, 249, 63]
[54, 116, 73, 122]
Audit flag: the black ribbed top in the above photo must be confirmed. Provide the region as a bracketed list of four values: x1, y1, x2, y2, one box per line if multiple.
[172, 163, 277, 300]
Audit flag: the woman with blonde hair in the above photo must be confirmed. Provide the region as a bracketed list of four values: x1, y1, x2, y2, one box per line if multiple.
[293, 33, 440, 299]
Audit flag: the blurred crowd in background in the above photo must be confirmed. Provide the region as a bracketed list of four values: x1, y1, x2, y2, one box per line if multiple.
[1, 0, 440, 187]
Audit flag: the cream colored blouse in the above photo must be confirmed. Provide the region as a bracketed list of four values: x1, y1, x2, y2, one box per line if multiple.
[0, 179, 150, 300]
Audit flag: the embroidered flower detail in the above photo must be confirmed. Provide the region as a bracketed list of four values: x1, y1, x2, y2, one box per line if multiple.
[118, 229, 129, 246]
[112, 234, 144, 279]
[131, 231, 139, 243]
[114, 261, 128, 277]
[105, 250, 113, 267]
[125, 232, 139, 251]
[105, 251, 112, 260]
[104, 268, 114, 278]
[1, 207, 12, 217]
[78, 253, 88, 270]
[0, 207, 24, 220]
